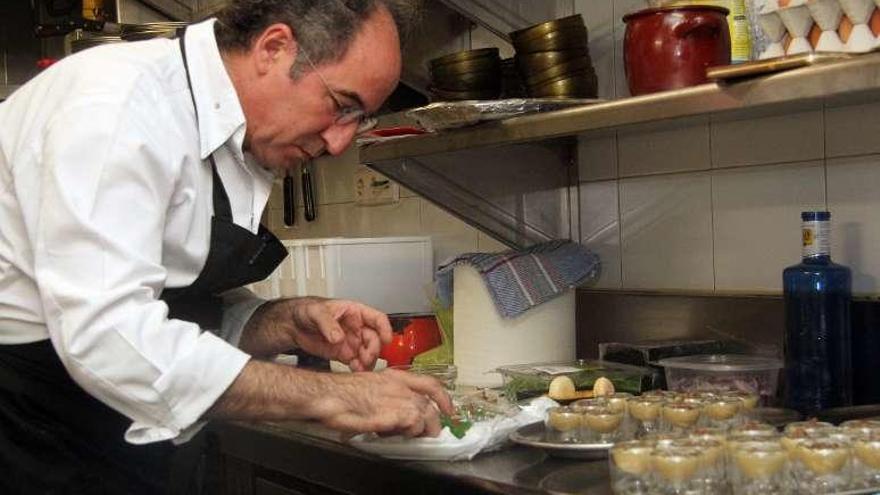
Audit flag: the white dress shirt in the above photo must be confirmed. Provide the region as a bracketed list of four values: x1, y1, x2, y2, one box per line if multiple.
[0, 19, 275, 444]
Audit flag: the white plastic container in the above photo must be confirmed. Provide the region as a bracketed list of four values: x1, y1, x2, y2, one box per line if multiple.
[453, 264, 576, 388]
[250, 236, 433, 314]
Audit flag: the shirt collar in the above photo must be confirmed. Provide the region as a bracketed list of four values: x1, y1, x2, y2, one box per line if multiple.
[182, 19, 247, 162]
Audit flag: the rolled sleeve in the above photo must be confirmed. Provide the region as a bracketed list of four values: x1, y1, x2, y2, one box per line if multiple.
[127, 332, 250, 444]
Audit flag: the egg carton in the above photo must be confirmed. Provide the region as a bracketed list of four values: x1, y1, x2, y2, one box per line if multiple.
[753, 0, 880, 57]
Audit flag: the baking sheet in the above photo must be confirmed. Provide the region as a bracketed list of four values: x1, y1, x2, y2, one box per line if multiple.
[707, 53, 852, 81]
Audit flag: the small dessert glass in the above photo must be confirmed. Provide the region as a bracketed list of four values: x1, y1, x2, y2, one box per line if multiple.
[605, 392, 634, 415]
[642, 432, 685, 449]
[610, 440, 655, 495]
[545, 406, 583, 443]
[651, 445, 704, 495]
[783, 420, 835, 438]
[671, 438, 726, 492]
[730, 440, 789, 495]
[661, 402, 702, 435]
[642, 390, 680, 401]
[690, 426, 727, 446]
[840, 419, 880, 440]
[580, 404, 624, 443]
[724, 391, 760, 410]
[627, 396, 666, 438]
[703, 396, 742, 431]
[731, 421, 778, 437]
[781, 422, 838, 461]
[851, 432, 880, 489]
[792, 437, 852, 494]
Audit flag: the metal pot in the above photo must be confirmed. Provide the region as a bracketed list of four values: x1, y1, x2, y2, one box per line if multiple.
[623, 5, 731, 96]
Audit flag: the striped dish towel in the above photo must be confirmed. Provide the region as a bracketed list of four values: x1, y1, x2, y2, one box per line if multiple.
[435, 240, 600, 319]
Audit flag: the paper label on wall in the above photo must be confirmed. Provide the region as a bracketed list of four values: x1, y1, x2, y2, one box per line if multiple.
[533, 365, 582, 375]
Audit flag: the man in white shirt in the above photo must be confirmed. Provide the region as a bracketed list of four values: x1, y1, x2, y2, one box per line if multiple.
[0, 0, 451, 493]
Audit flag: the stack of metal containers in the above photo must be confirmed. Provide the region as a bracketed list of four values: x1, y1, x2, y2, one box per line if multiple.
[511, 15, 598, 98]
[428, 47, 502, 101]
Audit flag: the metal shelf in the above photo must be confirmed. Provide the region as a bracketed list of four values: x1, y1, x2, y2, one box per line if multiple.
[362, 53, 880, 163]
[361, 53, 880, 250]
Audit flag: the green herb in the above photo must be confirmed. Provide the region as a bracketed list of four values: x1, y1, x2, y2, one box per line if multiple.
[441, 415, 472, 439]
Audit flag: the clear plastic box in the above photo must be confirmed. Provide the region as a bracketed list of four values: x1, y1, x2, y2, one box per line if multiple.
[657, 354, 783, 402]
[495, 359, 656, 402]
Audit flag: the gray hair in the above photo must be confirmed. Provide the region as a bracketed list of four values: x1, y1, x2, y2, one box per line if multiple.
[213, 0, 420, 78]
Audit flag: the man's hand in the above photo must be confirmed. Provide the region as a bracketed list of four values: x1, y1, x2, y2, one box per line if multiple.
[309, 368, 455, 437]
[207, 360, 455, 438]
[240, 297, 392, 371]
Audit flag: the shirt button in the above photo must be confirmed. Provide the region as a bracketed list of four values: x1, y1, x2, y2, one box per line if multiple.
[214, 102, 221, 110]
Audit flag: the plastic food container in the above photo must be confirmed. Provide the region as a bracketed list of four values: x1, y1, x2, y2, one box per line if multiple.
[657, 354, 783, 403]
[495, 360, 656, 402]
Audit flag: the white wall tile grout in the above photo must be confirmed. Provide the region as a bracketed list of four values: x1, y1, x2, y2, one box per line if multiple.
[822, 105, 830, 211]
[708, 130, 717, 292]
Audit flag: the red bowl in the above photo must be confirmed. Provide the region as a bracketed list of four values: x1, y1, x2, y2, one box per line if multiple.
[379, 313, 443, 367]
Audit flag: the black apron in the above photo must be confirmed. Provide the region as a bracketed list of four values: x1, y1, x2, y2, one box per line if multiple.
[0, 34, 287, 495]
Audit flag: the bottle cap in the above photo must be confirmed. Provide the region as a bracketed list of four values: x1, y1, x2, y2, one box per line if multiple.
[801, 211, 830, 221]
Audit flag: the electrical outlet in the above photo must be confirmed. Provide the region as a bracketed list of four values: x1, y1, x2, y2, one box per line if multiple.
[354, 166, 399, 206]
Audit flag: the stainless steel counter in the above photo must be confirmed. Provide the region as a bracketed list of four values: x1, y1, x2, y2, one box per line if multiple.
[218, 420, 613, 495]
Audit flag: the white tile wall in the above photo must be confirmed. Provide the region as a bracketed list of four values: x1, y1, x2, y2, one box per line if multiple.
[477, 232, 509, 252]
[713, 161, 826, 292]
[314, 148, 359, 205]
[825, 101, 880, 158]
[580, 180, 621, 288]
[617, 118, 711, 177]
[420, 202, 479, 266]
[711, 109, 824, 168]
[827, 155, 880, 295]
[578, 132, 618, 181]
[620, 173, 714, 290]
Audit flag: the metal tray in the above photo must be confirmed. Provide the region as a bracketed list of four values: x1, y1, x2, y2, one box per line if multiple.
[509, 422, 612, 460]
[707, 53, 852, 81]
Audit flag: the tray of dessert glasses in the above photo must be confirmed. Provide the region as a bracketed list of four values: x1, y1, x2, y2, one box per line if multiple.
[509, 422, 613, 460]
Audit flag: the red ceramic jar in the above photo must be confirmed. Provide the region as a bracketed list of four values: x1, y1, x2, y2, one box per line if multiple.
[623, 5, 731, 96]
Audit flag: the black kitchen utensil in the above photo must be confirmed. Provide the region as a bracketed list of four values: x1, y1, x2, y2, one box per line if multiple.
[283, 170, 295, 227]
[302, 161, 316, 222]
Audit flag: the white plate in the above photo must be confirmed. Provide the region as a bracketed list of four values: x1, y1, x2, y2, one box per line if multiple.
[347, 423, 490, 461]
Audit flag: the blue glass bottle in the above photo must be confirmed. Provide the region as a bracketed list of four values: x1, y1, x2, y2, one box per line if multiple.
[783, 211, 852, 414]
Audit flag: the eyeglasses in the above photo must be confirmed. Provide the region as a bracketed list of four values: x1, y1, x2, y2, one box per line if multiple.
[299, 47, 377, 134]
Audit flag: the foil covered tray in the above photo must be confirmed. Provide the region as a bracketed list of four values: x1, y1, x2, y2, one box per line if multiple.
[406, 98, 601, 131]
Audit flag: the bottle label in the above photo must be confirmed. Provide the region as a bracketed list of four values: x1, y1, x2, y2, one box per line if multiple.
[802, 220, 830, 257]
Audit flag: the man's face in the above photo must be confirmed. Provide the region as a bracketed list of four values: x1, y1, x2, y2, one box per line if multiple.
[239, 8, 401, 174]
